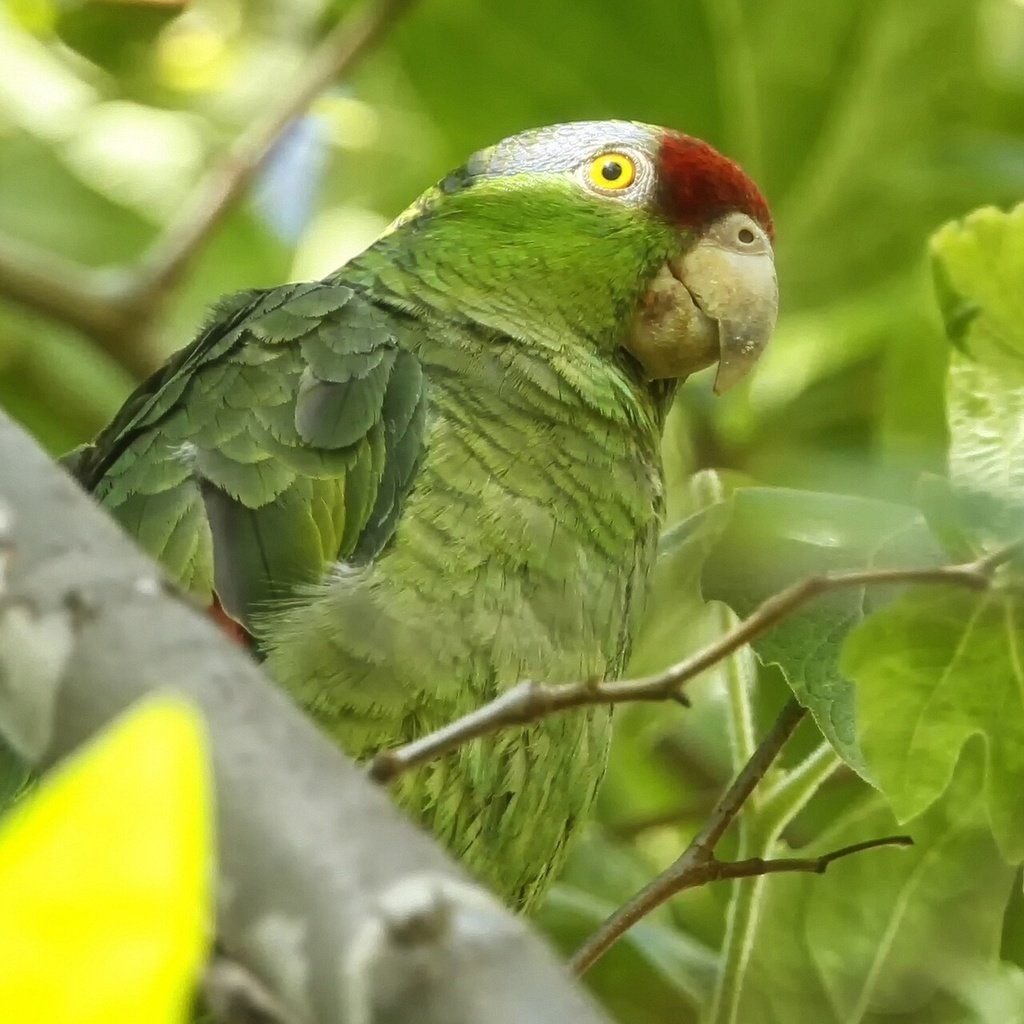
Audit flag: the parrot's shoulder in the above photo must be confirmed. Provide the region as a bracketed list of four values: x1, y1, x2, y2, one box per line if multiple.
[74, 281, 423, 487]
[72, 278, 431, 626]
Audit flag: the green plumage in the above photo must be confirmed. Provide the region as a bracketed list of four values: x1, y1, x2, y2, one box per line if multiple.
[71, 121, 758, 907]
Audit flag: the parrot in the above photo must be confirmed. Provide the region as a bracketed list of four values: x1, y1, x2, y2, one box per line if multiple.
[68, 120, 777, 909]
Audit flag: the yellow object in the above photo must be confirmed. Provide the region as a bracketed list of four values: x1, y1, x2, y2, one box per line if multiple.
[587, 152, 637, 190]
[6, 0, 57, 36]
[0, 696, 213, 1024]
[157, 18, 232, 94]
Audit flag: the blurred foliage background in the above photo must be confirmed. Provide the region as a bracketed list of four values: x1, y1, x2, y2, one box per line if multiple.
[2, 0, 1024, 1021]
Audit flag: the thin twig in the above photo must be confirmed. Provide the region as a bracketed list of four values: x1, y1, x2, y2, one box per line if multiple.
[569, 700, 912, 976]
[687, 699, 806, 855]
[568, 698, 805, 975]
[620, 835, 916, 897]
[368, 544, 1020, 784]
[0, 0, 414, 378]
[691, 834, 915, 886]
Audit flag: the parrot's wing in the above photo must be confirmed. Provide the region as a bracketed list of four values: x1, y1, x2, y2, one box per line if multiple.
[74, 282, 427, 630]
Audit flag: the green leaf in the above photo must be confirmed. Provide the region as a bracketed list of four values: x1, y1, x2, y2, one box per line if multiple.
[949, 962, 1024, 1024]
[931, 204, 1024, 543]
[843, 587, 1024, 861]
[701, 487, 941, 775]
[0, 306, 136, 452]
[840, 203, 1024, 858]
[735, 752, 1015, 1023]
[612, 471, 751, 822]
[931, 204, 1024, 368]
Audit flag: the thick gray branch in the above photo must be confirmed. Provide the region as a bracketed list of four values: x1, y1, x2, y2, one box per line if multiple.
[0, 409, 609, 1024]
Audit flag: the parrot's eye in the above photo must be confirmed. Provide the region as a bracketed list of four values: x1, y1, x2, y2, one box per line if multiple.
[587, 153, 637, 192]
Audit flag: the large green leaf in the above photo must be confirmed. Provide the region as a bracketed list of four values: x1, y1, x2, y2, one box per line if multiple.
[735, 753, 1016, 1023]
[0, 305, 135, 452]
[932, 203, 1024, 542]
[629, 470, 738, 678]
[844, 203, 1024, 858]
[931, 204, 1024, 367]
[0, 135, 151, 266]
[843, 588, 1024, 861]
[701, 487, 941, 774]
[605, 471, 744, 825]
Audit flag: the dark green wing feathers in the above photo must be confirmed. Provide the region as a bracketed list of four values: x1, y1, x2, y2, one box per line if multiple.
[72, 283, 428, 630]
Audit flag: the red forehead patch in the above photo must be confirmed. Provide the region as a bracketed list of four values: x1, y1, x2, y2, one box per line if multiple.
[657, 133, 774, 240]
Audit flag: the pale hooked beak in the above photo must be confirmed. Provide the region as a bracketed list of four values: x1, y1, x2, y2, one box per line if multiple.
[624, 211, 778, 391]
[674, 211, 778, 393]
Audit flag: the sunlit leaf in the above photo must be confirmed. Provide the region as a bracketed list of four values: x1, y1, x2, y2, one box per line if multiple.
[0, 695, 212, 1024]
[735, 753, 1015, 1023]
[931, 204, 1024, 366]
[843, 202, 1024, 859]
[843, 588, 1024, 861]
[931, 203, 1024, 542]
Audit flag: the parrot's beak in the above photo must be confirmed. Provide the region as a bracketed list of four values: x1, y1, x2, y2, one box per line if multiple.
[674, 212, 778, 394]
[625, 211, 777, 391]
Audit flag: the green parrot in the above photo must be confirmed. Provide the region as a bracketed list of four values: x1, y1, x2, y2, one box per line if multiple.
[70, 120, 777, 908]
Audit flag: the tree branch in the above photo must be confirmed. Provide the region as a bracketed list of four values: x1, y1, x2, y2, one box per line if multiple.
[0, 408, 611, 1024]
[0, 0, 414, 379]
[0, 235, 136, 357]
[369, 546, 1019, 784]
[590, 833, 917, 931]
[568, 698, 805, 975]
[567, 701, 910, 976]
[706, 834, 913, 882]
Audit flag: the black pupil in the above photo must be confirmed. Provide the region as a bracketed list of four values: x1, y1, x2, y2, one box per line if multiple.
[601, 160, 624, 182]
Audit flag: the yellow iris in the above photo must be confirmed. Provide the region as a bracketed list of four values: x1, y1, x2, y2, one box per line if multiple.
[587, 153, 636, 191]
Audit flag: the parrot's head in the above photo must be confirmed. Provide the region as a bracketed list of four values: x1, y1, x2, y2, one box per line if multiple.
[381, 120, 777, 393]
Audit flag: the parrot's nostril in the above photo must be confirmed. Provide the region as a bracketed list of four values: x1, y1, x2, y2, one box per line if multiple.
[738, 228, 755, 244]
